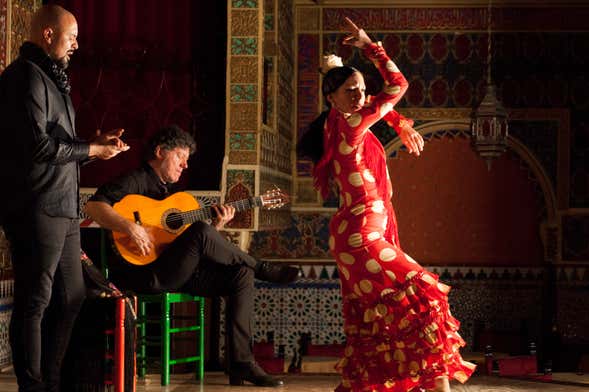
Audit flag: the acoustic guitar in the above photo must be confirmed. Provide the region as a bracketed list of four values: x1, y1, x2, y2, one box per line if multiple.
[111, 188, 288, 266]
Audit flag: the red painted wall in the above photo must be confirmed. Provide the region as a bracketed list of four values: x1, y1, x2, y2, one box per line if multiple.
[390, 136, 544, 266]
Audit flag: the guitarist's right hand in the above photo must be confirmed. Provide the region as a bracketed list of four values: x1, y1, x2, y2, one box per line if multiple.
[126, 222, 154, 256]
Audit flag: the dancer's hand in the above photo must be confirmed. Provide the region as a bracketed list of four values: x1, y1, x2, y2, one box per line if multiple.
[399, 124, 424, 156]
[342, 17, 372, 49]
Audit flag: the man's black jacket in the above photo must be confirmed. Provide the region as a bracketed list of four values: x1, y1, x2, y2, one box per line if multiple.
[0, 51, 90, 220]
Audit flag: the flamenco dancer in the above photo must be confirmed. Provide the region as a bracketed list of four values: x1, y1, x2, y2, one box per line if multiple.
[298, 17, 475, 392]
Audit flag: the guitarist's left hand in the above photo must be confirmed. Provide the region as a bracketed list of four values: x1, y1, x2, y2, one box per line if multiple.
[212, 204, 235, 230]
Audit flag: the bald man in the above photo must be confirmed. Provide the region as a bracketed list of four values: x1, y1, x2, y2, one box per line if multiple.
[0, 5, 128, 391]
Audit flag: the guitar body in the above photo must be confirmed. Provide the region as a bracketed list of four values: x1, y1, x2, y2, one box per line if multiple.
[112, 192, 200, 266]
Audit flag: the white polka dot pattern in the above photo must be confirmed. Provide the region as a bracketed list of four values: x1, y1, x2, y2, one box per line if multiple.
[384, 85, 402, 95]
[379, 247, 397, 261]
[380, 102, 393, 116]
[339, 252, 355, 265]
[367, 232, 381, 241]
[363, 169, 376, 183]
[385, 60, 399, 72]
[386, 270, 397, 281]
[405, 253, 419, 264]
[348, 233, 363, 247]
[372, 200, 385, 213]
[348, 172, 363, 187]
[359, 280, 373, 293]
[347, 113, 362, 127]
[350, 204, 366, 216]
[365, 259, 381, 273]
[338, 140, 354, 155]
[340, 265, 350, 280]
[333, 160, 341, 175]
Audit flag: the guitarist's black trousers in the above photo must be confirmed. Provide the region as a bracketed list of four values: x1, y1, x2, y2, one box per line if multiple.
[112, 221, 258, 364]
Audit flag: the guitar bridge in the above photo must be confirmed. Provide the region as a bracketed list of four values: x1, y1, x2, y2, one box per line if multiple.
[133, 211, 142, 225]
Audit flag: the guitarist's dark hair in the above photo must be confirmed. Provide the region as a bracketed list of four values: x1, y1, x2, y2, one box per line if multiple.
[145, 125, 197, 161]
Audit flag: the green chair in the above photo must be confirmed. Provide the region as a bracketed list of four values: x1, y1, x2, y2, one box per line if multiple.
[136, 293, 205, 385]
[98, 229, 205, 386]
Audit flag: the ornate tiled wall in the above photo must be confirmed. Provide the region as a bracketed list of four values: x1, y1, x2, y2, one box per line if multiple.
[1, 0, 6, 72]
[217, 265, 589, 361]
[292, 6, 587, 253]
[226, 0, 294, 231]
[229, 3, 589, 365]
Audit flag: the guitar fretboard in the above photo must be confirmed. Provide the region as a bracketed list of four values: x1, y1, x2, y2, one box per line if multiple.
[180, 196, 263, 224]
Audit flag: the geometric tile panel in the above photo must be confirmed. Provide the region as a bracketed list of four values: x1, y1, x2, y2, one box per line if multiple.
[231, 10, 258, 37]
[230, 103, 258, 130]
[0, 279, 13, 367]
[1, 0, 6, 72]
[230, 131, 257, 150]
[230, 84, 257, 102]
[232, 0, 257, 8]
[230, 57, 258, 83]
[216, 264, 589, 361]
[225, 169, 256, 230]
[229, 150, 257, 165]
[231, 37, 258, 55]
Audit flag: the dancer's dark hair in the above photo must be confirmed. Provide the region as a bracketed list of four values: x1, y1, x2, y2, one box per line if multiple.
[297, 66, 359, 163]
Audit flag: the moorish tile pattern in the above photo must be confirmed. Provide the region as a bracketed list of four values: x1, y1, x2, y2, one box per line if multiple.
[0, 0, 6, 72]
[225, 0, 293, 230]
[216, 265, 589, 364]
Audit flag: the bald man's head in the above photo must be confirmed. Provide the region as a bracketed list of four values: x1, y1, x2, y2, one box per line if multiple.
[30, 5, 78, 69]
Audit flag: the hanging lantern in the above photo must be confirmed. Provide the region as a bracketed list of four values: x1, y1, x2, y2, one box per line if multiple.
[471, 84, 509, 170]
[471, 0, 508, 170]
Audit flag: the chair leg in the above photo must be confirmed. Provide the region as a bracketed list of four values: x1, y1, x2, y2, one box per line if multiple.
[161, 294, 171, 386]
[198, 297, 205, 381]
[137, 300, 147, 378]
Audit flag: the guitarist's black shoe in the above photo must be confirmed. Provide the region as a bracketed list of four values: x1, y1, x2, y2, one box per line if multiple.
[229, 361, 284, 387]
[255, 261, 300, 284]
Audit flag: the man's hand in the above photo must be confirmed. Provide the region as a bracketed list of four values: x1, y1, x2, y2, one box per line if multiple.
[126, 223, 154, 257]
[212, 204, 235, 230]
[399, 124, 424, 156]
[89, 128, 130, 160]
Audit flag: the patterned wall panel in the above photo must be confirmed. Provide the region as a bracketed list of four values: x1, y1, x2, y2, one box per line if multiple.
[217, 267, 569, 361]
[274, 0, 294, 175]
[0, 279, 13, 367]
[9, 0, 36, 64]
[249, 212, 331, 259]
[225, 169, 256, 230]
[0, 0, 6, 72]
[321, 7, 589, 32]
[226, 0, 293, 231]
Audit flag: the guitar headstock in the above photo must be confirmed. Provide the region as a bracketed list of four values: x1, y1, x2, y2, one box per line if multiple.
[260, 186, 289, 209]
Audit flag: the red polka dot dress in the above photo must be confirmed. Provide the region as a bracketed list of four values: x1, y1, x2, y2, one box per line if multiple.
[315, 43, 476, 391]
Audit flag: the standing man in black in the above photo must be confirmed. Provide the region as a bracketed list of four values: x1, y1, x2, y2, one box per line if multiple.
[85, 125, 298, 387]
[0, 5, 129, 392]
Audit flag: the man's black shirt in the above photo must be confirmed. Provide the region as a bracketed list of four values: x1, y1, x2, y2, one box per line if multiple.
[89, 163, 179, 290]
[90, 163, 177, 206]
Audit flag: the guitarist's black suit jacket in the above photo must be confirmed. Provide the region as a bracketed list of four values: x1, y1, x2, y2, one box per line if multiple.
[0, 50, 89, 220]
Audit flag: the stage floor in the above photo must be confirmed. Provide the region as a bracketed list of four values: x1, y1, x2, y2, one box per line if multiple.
[0, 372, 587, 391]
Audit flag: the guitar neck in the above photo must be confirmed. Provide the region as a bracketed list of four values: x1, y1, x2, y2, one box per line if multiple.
[182, 196, 263, 224]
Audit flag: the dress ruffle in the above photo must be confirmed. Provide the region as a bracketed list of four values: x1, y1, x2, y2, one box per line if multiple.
[334, 271, 476, 392]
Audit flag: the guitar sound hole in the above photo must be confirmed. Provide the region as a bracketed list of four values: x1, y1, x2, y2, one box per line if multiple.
[166, 212, 184, 230]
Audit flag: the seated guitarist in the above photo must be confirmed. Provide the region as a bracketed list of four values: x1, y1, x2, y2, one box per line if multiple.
[84, 125, 298, 387]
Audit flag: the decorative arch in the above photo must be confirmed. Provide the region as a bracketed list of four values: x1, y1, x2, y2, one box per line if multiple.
[383, 119, 557, 223]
